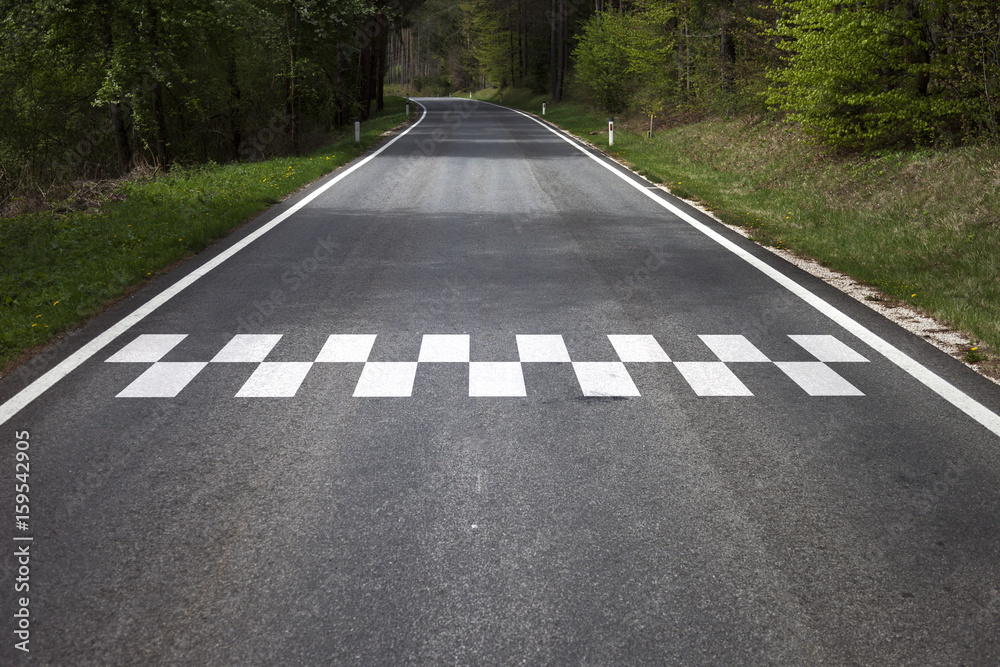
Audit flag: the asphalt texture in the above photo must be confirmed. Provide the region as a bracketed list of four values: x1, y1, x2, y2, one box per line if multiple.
[2, 98, 1000, 664]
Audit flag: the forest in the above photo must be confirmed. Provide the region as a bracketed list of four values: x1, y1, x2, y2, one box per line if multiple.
[2, 0, 999, 215]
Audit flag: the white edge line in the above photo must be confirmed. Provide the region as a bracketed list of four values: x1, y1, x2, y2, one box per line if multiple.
[504, 104, 1000, 438]
[0, 105, 428, 426]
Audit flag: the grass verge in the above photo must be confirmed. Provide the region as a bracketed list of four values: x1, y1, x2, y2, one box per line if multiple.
[478, 87, 1000, 374]
[1, 96, 412, 375]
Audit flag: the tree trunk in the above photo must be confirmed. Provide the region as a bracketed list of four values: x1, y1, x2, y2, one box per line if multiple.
[109, 103, 130, 174]
[557, 0, 567, 100]
[376, 13, 388, 111]
[228, 55, 242, 162]
[359, 29, 374, 120]
[720, 21, 736, 92]
[101, 1, 131, 174]
[284, 2, 300, 154]
[904, 0, 930, 96]
[151, 81, 169, 171]
[146, 1, 170, 170]
[550, 0, 559, 99]
[509, 10, 516, 87]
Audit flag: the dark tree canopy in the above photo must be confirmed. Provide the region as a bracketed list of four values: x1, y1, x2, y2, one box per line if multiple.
[3, 0, 998, 213]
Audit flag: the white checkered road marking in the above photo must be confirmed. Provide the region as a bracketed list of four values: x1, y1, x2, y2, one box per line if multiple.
[236, 362, 314, 398]
[699, 335, 770, 363]
[789, 335, 869, 363]
[107, 333, 870, 399]
[673, 362, 754, 397]
[469, 362, 527, 397]
[573, 362, 641, 397]
[775, 362, 865, 397]
[105, 334, 188, 363]
[211, 334, 282, 362]
[516, 335, 571, 362]
[315, 334, 377, 362]
[418, 334, 470, 362]
[353, 362, 419, 397]
[116, 362, 207, 398]
[607, 335, 671, 362]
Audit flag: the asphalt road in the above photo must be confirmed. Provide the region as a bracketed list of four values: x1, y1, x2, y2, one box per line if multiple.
[2, 98, 1000, 664]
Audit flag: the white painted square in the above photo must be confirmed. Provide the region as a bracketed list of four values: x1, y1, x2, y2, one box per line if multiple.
[698, 335, 770, 362]
[353, 362, 419, 397]
[469, 362, 526, 397]
[789, 335, 869, 363]
[315, 334, 377, 362]
[211, 334, 282, 362]
[673, 362, 753, 396]
[116, 362, 208, 398]
[235, 362, 314, 398]
[775, 362, 864, 396]
[517, 335, 571, 362]
[572, 362, 641, 397]
[608, 335, 671, 362]
[106, 334, 187, 363]
[418, 334, 470, 362]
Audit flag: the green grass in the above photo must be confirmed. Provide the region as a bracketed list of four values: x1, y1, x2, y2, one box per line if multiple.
[484, 87, 1000, 358]
[0, 97, 412, 373]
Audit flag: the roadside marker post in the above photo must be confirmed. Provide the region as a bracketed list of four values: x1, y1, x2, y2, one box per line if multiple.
[543, 102, 546, 116]
[354, 118, 360, 143]
[609, 117, 614, 146]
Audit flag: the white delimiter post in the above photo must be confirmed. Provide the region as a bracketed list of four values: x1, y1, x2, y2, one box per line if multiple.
[542, 102, 546, 116]
[354, 118, 360, 143]
[609, 117, 614, 146]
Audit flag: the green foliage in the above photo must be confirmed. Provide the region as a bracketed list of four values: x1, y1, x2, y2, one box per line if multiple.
[573, 12, 637, 114]
[0, 0, 423, 213]
[570, 0, 778, 120]
[573, 3, 674, 115]
[469, 0, 515, 87]
[767, 0, 1000, 148]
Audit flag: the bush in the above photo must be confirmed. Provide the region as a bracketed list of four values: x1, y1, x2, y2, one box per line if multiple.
[767, 0, 997, 148]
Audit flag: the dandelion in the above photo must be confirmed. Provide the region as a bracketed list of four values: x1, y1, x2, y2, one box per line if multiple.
[36, 314, 41, 318]
[911, 293, 916, 297]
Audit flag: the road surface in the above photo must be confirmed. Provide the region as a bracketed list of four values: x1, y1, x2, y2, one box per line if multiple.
[2, 98, 1000, 664]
